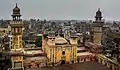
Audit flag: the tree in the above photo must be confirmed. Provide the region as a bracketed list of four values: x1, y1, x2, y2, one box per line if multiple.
[0, 52, 11, 70]
[35, 35, 42, 47]
[35, 39, 42, 47]
[113, 38, 120, 44]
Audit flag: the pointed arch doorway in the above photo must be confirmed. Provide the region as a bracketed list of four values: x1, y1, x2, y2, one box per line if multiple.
[61, 60, 65, 65]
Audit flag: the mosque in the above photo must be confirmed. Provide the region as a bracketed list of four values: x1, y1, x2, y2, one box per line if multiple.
[8, 3, 106, 70]
[42, 34, 78, 65]
[42, 8, 104, 66]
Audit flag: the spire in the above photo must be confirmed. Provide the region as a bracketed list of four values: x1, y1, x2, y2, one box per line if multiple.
[98, 8, 100, 11]
[16, 3, 17, 7]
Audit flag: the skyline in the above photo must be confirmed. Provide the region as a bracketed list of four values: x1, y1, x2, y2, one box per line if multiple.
[0, 0, 120, 21]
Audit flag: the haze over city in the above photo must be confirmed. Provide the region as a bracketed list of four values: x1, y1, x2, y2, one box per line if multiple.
[0, 0, 120, 20]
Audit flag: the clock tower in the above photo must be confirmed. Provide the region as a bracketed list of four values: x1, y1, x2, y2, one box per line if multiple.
[93, 8, 104, 45]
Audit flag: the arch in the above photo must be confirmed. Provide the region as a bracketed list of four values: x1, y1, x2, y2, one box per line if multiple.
[77, 58, 80, 63]
[104, 61, 107, 66]
[65, 50, 70, 62]
[61, 60, 65, 65]
[56, 50, 62, 62]
[62, 51, 65, 55]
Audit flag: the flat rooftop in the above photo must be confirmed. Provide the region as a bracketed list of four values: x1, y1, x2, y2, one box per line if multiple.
[77, 52, 92, 56]
[26, 61, 110, 70]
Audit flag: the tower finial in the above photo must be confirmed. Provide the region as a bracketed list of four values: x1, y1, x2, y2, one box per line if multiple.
[57, 32, 60, 37]
[98, 8, 100, 11]
[16, 3, 17, 7]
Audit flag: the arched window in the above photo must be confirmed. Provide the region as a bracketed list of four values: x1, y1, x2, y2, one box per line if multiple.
[62, 51, 65, 55]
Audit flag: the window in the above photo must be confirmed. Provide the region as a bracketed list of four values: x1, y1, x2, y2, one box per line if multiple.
[19, 40, 22, 44]
[17, 28, 19, 33]
[19, 45, 22, 48]
[62, 51, 65, 55]
[19, 28, 22, 33]
[11, 37, 12, 40]
[114, 67, 117, 70]
[11, 42, 12, 45]
[19, 56, 22, 60]
[116, 30, 118, 32]
[12, 28, 14, 33]
[15, 28, 18, 33]
[14, 62, 22, 68]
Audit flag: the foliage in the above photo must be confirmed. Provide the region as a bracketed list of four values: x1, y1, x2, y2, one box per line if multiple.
[35, 36, 42, 47]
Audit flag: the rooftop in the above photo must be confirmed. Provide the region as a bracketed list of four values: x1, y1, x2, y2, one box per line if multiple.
[77, 52, 93, 56]
[55, 36, 68, 45]
[26, 61, 110, 70]
[25, 56, 47, 61]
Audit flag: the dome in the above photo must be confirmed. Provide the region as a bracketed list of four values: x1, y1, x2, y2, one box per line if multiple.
[13, 3, 20, 14]
[55, 36, 68, 45]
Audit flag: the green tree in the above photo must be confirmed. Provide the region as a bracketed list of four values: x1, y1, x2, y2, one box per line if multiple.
[35, 39, 42, 47]
[35, 36, 42, 47]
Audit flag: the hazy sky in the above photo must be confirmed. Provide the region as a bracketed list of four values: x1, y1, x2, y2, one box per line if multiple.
[0, 0, 120, 20]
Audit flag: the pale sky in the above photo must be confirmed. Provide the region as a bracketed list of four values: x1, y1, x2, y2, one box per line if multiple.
[0, 0, 120, 20]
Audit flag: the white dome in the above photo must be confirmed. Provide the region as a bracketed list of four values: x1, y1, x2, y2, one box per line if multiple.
[55, 36, 67, 45]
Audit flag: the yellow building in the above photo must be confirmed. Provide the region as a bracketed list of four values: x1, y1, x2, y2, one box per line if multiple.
[42, 34, 78, 65]
[10, 3, 24, 70]
[93, 8, 104, 45]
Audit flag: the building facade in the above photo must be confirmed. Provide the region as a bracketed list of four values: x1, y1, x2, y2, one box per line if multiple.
[42, 34, 78, 65]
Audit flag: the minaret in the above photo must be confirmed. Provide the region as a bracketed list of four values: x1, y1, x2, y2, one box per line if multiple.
[70, 35, 78, 63]
[10, 3, 24, 69]
[93, 8, 104, 45]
